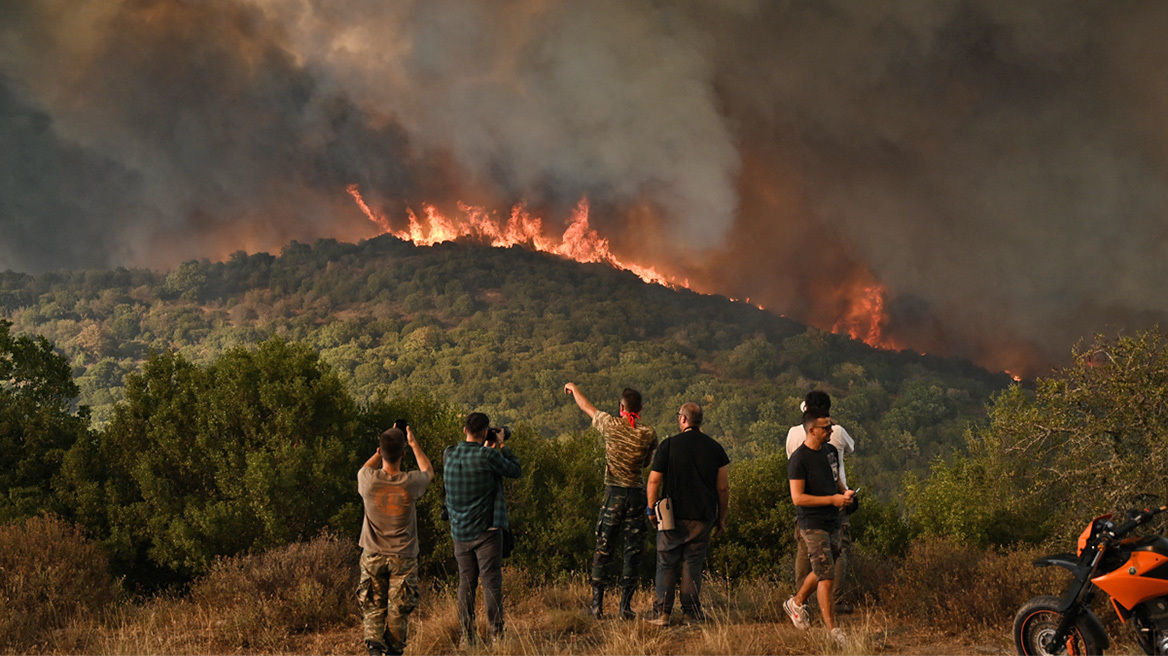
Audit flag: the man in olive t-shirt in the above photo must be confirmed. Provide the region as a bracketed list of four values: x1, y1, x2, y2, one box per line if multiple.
[565, 382, 658, 619]
[357, 426, 434, 656]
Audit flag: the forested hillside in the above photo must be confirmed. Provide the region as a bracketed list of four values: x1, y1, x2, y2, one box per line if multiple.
[8, 238, 1168, 655]
[0, 235, 1009, 499]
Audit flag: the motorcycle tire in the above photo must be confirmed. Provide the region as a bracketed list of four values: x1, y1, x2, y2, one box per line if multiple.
[1014, 595, 1104, 656]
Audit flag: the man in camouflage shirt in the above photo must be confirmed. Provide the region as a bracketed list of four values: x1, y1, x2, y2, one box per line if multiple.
[565, 382, 659, 619]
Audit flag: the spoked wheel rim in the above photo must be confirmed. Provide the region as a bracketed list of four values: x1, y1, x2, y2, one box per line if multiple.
[1020, 610, 1085, 656]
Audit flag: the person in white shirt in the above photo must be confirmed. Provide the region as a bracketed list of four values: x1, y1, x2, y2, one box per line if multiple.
[784, 391, 856, 613]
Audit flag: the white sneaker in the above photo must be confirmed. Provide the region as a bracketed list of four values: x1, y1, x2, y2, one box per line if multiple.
[783, 597, 810, 630]
[830, 627, 847, 646]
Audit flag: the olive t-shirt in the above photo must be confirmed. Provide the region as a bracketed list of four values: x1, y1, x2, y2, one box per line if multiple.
[592, 411, 658, 488]
[358, 467, 432, 557]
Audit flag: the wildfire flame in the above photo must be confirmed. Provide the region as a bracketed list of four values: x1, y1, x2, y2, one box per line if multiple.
[346, 185, 678, 287]
[831, 284, 900, 350]
[346, 184, 895, 349]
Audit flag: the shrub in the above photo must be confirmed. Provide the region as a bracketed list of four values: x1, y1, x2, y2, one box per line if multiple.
[0, 515, 118, 653]
[187, 532, 360, 650]
[875, 536, 1064, 630]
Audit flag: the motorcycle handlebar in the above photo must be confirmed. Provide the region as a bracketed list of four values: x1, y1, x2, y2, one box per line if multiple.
[1110, 505, 1167, 539]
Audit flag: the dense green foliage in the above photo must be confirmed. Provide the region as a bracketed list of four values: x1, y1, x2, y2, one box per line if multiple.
[1, 236, 1010, 501]
[0, 237, 1058, 589]
[60, 341, 363, 577]
[907, 329, 1168, 547]
[0, 319, 90, 522]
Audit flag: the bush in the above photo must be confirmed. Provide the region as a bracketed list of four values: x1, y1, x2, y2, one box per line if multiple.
[875, 536, 1064, 630]
[188, 532, 359, 650]
[0, 515, 119, 653]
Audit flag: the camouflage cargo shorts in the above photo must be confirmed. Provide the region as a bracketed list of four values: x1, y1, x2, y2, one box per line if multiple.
[796, 526, 842, 580]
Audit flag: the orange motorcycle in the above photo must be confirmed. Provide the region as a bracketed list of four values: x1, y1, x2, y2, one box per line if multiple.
[1015, 504, 1168, 655]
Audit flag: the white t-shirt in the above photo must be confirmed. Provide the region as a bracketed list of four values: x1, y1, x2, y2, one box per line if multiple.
[784, 424, 855, 488]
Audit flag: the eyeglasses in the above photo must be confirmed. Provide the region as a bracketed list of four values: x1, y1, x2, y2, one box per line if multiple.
[811, 422, 834, 432]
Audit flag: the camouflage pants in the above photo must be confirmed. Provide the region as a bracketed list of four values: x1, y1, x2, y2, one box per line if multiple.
[357, 549, 419, 655]
[592, 485, 648, 589]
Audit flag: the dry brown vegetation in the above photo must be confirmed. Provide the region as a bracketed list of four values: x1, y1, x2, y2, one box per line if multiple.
[0, 520, 1137, 655]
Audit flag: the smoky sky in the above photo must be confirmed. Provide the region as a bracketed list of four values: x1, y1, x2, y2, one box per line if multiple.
[2, 0, 1167, 375]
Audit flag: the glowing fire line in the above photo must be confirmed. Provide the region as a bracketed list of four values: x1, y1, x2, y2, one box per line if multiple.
[346, 185, 678, 287]
[345, 184, 896, 350]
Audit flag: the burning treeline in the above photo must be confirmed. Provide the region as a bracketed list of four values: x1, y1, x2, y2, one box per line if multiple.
[346, 185, 898, 351]
[6, 1, 1168, 377]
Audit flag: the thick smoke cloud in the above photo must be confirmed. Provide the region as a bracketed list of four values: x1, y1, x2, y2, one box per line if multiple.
[2, 0, 1167, 375]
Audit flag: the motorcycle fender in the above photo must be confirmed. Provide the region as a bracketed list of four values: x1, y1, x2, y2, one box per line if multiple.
[1035, 553, 1095, 601]
[1034, 553, 1083, 572]
[1076, 609, 1111, 651]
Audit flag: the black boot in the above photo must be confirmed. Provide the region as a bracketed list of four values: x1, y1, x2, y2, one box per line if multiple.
[619, 586, 635, 620]
[590, 585, 605, 619]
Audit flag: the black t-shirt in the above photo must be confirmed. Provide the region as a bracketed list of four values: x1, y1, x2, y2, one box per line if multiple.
[787, 443, 842, 531]
[651, 429, 730, 522]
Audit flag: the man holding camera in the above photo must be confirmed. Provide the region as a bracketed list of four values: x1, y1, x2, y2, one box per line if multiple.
[443, 412, 522, 645]
[564, 382, 659, 620]
[357, 425, 434, 656]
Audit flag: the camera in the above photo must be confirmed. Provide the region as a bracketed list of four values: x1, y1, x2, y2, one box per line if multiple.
[393, 419, 408, 432]
[483, 425, 512, 444]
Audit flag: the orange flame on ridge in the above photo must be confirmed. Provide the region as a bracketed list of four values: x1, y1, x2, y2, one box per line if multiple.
[346, 185, 678, 287]
[346, 184, 896, 349]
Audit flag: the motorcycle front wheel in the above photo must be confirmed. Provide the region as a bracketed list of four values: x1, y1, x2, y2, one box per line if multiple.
[1014, 596, 1103, 656]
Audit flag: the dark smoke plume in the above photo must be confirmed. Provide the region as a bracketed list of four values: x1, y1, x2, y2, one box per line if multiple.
[2, 0, 1167, 375]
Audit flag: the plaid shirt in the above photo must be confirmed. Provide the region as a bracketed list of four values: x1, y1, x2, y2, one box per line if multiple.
[443, 441, 522, 542]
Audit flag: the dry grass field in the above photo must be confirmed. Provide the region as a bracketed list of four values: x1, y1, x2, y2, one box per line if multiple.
[46, 576, 1014, 656]
[3, 518, 1132, 655]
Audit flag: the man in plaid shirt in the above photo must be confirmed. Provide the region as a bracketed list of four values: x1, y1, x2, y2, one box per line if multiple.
[443, 412, 522, 645]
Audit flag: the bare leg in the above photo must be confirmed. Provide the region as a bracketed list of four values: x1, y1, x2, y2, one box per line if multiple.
[793, 570, 819, 606]
[817, 579, 835, 631]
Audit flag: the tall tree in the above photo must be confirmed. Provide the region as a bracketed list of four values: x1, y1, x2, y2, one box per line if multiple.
[0, 320, 89, 521]
[64, 339, 362, 576]
[908, 328, 1168, 546]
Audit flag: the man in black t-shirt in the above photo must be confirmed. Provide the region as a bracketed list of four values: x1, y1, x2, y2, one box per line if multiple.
[784, 407, 854, 644]
[645, 402, 730, 624]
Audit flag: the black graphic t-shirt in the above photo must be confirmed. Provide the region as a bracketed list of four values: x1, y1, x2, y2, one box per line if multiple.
[787, 443, 841, 531]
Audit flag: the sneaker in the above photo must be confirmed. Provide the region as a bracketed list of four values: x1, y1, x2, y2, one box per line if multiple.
[830, 627, 847, 646]
[784, 596, 810, 630]
[365, 641, 387, 656]
[646, 613, 670, 626]
[681, 612, 706, 625]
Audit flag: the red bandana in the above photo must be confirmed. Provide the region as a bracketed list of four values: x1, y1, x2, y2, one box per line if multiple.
[620, 409, 640, 428]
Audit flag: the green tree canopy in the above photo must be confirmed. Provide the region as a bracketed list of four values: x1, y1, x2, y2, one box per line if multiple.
[0, 320, 88, 521]
[907, 328, 1168, 547]
[62, 339, 362, 577]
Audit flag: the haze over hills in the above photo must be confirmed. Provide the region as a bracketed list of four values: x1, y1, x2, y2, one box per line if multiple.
[6, 2, 1168, 377]
[0, 235, 1010, 498]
